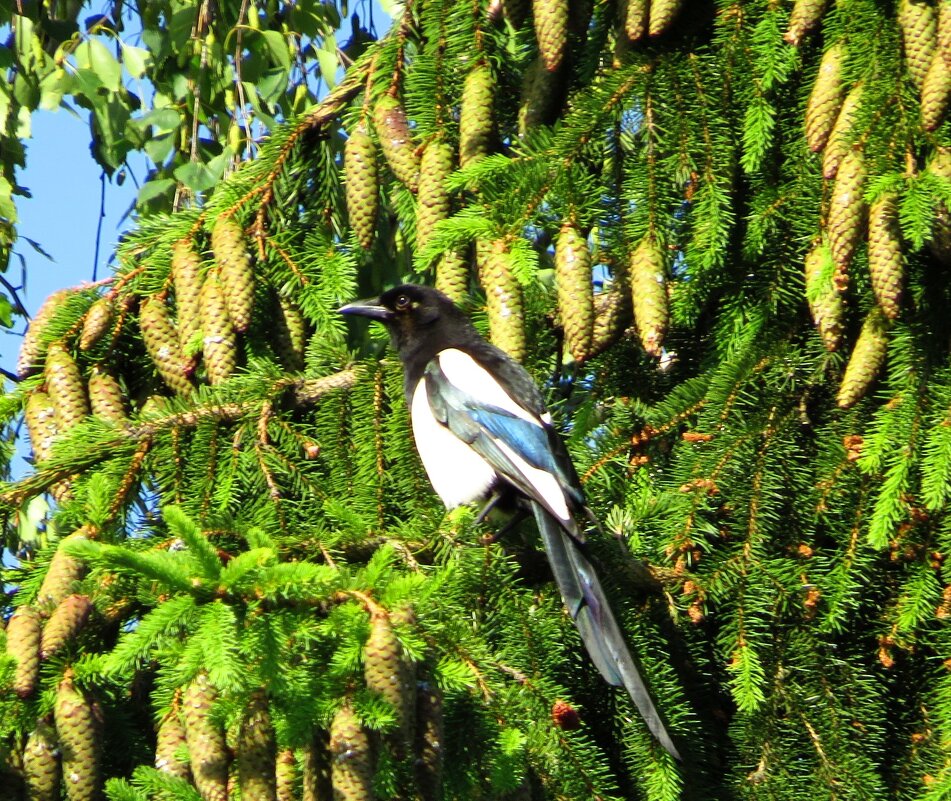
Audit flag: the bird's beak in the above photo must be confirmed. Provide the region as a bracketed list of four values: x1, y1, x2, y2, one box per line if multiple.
[337, 298, 393, 322]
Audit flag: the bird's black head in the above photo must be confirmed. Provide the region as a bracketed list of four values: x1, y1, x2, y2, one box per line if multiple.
[338, 284, 473, 363]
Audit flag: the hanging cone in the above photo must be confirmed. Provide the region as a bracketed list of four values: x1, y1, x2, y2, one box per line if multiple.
[822, 82, 863, 180]
[237, 690, 277, 801]
[79, 297, 114, 351]
[898, 0, 937, 91]
[805, 41, 846, 153]
[329, 704, 372, 801]
[24, 719, 60, 801]
[183, 672, 228, 801]
[40, 593, 93, 659]
[867, 193, 904, 320]
[45, 343, 89, 430]
[554, 222, 594, 362]
[24, 390, 59, 463]
[345, 124, 379, 250]
[373, 94, 420, 191]
[619, 0, 648, 41]
[416, 140, 454, 250]
[272, 292, 307, 372]
[784, 0, 830, 45]
[928, 146, 951, 263]
[88, 366, 127, 424]
[6, 605, 41, 698]
[590, 278, 634, 358]
[921, 50, 951, 130]
[171, 238, 204, 358]
[837, 308, 889, 409]
[211, 216, 255, 333]
[155, 704, 191, 781]
[275, 749, 297, 801]
[459, 62, 495, 168]
[54, 672, 101, 801]
[37, 530, 91, 614]
[477, 239, 526, 361]
[629, 234, 669, 358]
[435, 249, 469, 305]
[532, 0, 568, 71]
[804, 238, 844, 352]
[17, 288, 72, 378]
[140, 295, 194, 396]
[649, 0, 683, 36]
[364, 610, 415, 748]
[827, 147, 867, 281]
[199, 271, 237, 385]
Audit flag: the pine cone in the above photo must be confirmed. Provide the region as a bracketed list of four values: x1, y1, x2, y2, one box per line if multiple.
[79, 297, 114, 351]
[140, 295, 194, 396]
[17, 288, 71, 378]
[6, 605, 41, 698]
[784, 0, 829, 45]
[619, 0, 648, 41]
[555, 222, 594, 363]
[37, 530, 90, 614]
[329, 704, 372, 801]
[649, 0, 683, 36]
[804, 239, 844, 352]
[629, 235, 668, 358]
[273, 292, 307, 371]
[345, 124, 379, 250]
[237, 690, 277, 801]
[460, 62, 494, 168]
[940, 0, 951, 62]
[54, 673, 101, 801]
[823, 82, 864, 180]
[24, 719, 60, 801]
[40, 594, 92, 659]
[827, 147, 867, 281]
[590, 279, 634, 358]
[45, 343, 89, 430]
[275, 749, 297, 801]
[435, 249, 469, 304]
[183, 672, 228, 801]
[24, 390, 59, 462]
[837, 308, 889, 409]
[171, 238, 204, 358]
[921, 50, 951, 130]
[867, 193, 904, 320]
[373, 95, 420, 191]
[211, 217, 255, 333]
[928, 146, 951, 262]
[364, 611, 415, 747]
[898, 0, 937, 91]
[87, 366, 126, 424]
[415, 676, 444, 801]
[805, 41, 846, 152]
[199, 271, 237, 385]
[417, 140, 454, 250]
[477, 239, 526, 361]
[518, 56, 563, 134]
[155, 704, 191, 780]
[532, 0, 568, 71]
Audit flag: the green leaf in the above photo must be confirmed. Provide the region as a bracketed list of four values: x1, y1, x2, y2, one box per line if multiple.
[0, 176, 17, 222]
[0, 294, 13, 328]
[75, 38, 122, 93]
[38, 67, 72, 111]
[317, 37, 339, 89]
[174, 161, 218, 193]
[120, 42, 152, 79]
[135, 177, 175, 209]
[260, 29, 292, 71]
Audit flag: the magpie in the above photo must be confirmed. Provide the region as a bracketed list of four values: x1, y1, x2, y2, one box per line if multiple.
[339, 284, 680, 760]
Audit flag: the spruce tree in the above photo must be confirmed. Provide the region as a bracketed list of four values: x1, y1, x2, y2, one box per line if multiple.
[2, 1, 951, 799]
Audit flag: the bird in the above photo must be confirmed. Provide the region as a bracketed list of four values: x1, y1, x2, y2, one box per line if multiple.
[339, 284, 680, 760]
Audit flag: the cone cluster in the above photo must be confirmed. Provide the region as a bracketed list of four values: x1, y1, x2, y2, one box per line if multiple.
[40, 593, 93, 659]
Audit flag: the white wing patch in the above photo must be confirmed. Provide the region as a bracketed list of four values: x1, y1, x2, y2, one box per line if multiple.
[494, 439, 571, 524]
[411, 378, 496, 508]
[436, 349, 543, 428]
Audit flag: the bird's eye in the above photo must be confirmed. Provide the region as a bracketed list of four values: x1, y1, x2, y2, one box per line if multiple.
[394, 294, 412, 311]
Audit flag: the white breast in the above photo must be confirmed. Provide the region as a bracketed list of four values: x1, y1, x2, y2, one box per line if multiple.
[411, 378, 497, 508]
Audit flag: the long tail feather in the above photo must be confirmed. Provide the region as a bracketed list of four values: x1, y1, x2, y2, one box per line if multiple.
[532, 503, 681, 761]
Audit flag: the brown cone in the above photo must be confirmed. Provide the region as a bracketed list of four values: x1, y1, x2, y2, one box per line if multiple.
[79, 297, 114, 351]
[477, 239, 526, 361]
[54, 673, 101, 801]
[6, 605, 41, 698]
[867, 193, 904, 320]
[554, 222, 594, 362]
[329, 704, 372, 801]
[45, 343, 90, 430]
[24, 719, 60, 801]
[827, 147, 867, 280]
[629, 235, 669, 358]
[40, 594, 93, 659]
[237, 690, 277, 801]
[183, 672, 228, 801]
[17, 289, 72, 378]
[345, 125, 379, 250]
[837, 308, 889, 409]
[805, 41, 845, 153]
[211, 217, 255, 333]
